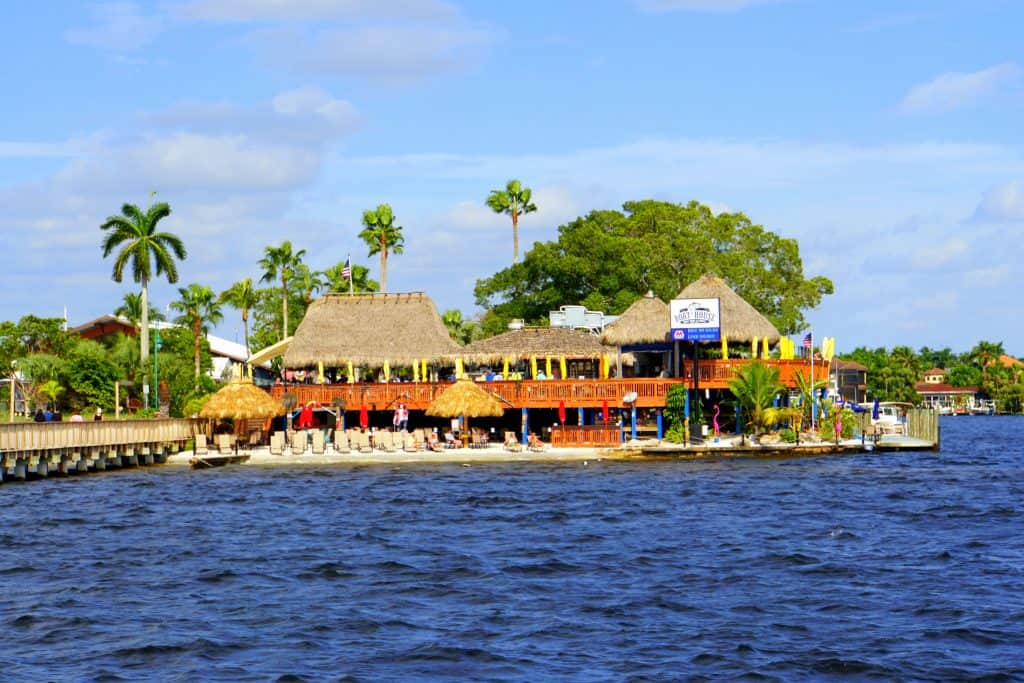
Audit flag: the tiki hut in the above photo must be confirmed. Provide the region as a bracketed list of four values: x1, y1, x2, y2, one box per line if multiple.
[283, 293, 460, 371]
[461, 327, 605, 364]
[601, 291, 670, 346]
[675, 274, 781, 344]
[600, 292, 671, 377]
[199, 378, 286, 420]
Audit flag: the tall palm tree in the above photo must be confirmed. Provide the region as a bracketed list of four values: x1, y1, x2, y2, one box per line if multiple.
[323, 261, 379, 294]
[170, 284, 224, 380]
[358, 204, 405, 292]
[100, 201, 186, 367]
[218, 278, 258, 353]
[486, 179, 537, 264]
[259, 241, 306, 340]
[115, 292, 166, 326]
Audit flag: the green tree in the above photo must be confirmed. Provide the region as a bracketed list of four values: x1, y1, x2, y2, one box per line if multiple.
[359, 204, 405, 293]
[474, 200, 832, 335]
[64, 339, 120, 411]
[218, 278, 259, 352]
[323, 261, 379, 294]
[947, 363, 981, 387]
[115, 292, 166, 325]
[259, 240, 306, 340]
[170, 284, 224, 381]
[486, 179, 538, 265]
[728, 362, 785, 434]
[100, 200, 186, 371]
[294, 264, 325, 306]
[38, 379, 64, 409]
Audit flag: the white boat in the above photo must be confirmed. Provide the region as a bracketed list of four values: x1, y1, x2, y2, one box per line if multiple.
[969, 399, 996, 415]
[858, 401, 912, 435]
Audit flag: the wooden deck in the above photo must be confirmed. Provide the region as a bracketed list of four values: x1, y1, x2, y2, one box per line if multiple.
[270, 359, 815, 411]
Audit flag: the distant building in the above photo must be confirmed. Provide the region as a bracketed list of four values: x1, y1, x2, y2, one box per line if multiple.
[833, 359, 868, 403]
[548, 305, 618, 332]
[915, 367, 977, 414]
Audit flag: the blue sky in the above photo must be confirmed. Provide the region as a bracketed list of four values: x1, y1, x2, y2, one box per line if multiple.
[2, 0, 1023, 355]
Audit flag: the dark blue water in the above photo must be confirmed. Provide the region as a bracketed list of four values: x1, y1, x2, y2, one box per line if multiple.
[2, 418, 1022, 681]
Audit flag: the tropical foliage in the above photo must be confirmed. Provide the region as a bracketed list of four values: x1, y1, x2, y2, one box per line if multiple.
[474, 200, 833, 337]
[259, 240, 306, 340]
[170, 284, 224, 380]
[728, 362, 784, 434]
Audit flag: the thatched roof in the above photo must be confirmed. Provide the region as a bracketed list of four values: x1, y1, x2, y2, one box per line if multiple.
[601, 292, 670, 346]
[460, 327, 605, 364]
[283, 293, 460, 369]
[675, 274, 781, 344]
[199, 379, 286, 420]
[426, 378, 506, 418]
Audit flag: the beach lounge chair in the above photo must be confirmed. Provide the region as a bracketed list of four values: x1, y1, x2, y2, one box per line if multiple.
[269, 432, 283, 455]
[444, 431, 460, 448]
[380, 430, 399, 452]
[527, 432, 546, 452]
[194, 433, 208, 455]
[352, 430, 372, 453]
[247, 430, 263, 449]
[426, 431, 444, 452]
[311, 430, 326, 455]
[216, 434, 233, 454]
[402, 431, 418, 452]
[333, 430, 350, 454]
[291, 431, 308, 455]
[504, 431, 523, 452]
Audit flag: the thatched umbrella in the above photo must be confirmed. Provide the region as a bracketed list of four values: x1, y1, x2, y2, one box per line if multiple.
[200, 379, 287, 420]
[675, 274, 781, 344]
[426, 378, 506, 446]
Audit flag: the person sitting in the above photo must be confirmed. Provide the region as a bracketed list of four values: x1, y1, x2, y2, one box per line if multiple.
[504, 432, 521, 450]
[33, 408, 46, 422]
[528, 432, 545, 451]
[536, 369, 546, 380]
[444, 431, 461, 448]
[427, 430, 443, 452]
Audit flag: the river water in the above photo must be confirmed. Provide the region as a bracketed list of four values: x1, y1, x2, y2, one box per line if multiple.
[2, 417, 1022, 681]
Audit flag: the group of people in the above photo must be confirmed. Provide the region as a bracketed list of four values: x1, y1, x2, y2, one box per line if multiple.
[32, 407, 102, 422]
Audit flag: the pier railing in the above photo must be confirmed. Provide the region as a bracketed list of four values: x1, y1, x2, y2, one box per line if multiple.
[0, 419, 197, 453]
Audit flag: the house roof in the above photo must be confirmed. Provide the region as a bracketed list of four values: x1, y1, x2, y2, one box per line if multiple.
[923, 367, 947, 376]
[834, 359, 868, 371]
[283, 292, 460, 369]
[601, 292, 670, 346]
[999, 354, 1024, 368]
[460, 327, 606, 364]
[69, 314, 136, 339]
[674, 273, 781, 344]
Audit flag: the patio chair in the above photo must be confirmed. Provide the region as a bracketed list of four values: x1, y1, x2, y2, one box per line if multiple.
[444, 431, 461, 449]
[311, 430, 326, 455]
[402, 431, 418, 452]
[216, 434, 233, 454]
[379, 430, 399, 453]
[194, 433, 209, 455]
[426, 430, 444, 452]
[291, 431, 308, 455]
[353, 430, 372, 453]
[527, 432, 546, 452]
[470, 429, 484, 449]
[247, 430, 263, 449]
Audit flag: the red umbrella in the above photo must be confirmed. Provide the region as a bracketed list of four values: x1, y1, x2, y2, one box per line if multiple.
[359, 404, 369, 429]
[558, 400, 566, 424]
[602, 399, 608, 424]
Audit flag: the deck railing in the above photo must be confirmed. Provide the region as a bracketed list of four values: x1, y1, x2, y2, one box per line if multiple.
[0, 419, 196, 453]
[270, 359, 815, 410]
[550, 425, 622, 447]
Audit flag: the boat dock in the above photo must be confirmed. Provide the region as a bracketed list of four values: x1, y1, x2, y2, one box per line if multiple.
[0, 419, 195, 483]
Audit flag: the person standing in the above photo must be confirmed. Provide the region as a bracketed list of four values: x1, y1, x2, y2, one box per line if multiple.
[394, 403, 409, 432]
[94, 408, 103, 421]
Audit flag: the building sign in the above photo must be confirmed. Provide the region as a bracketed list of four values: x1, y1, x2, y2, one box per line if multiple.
[669, 298, 721, 341]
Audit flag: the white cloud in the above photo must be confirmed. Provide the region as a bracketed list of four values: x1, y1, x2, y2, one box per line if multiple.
[635, 0, 784, 12]
[974, 180, 1024, 222]
[962, 264, 1010, 289]
[898, 62, 1022, 114]
[911, 238, 968, 269]
[254, 24, 491, 82]
[174, 0, 457, 23]
[64, 2, 162, 51]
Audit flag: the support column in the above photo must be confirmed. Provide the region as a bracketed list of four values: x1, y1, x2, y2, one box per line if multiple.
[656, 409, 663, 440]
[521, 407, 529, 445]
[630, 405, 637, 441]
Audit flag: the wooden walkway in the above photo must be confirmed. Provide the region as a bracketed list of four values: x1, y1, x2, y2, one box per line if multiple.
[0, 419, 196, 483]
[271, 359, 815, 411]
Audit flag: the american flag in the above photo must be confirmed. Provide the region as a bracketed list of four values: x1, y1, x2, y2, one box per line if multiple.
[802, 332, 813, 350]
[341, 258, 351, 280]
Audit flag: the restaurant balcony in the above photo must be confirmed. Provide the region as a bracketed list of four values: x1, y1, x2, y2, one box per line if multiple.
[269, 359, 815, 411]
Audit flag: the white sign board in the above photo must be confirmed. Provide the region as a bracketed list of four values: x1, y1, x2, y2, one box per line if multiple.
[669, 298, 721, 342]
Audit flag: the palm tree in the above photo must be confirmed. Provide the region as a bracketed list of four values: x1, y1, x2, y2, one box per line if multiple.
[170, 284, 224, 380]
[115, 292, 166, 326]
[486, 179, 538, 264]
[358, 204, 405, 292]
[259, 241, 306, 340]
[294, 265, 325, 306]
[728, 361, 784, 435]
[218, 278, 258, 353]
[100, 200, 186, 368]
[38, 379, 64, 410]
[323, 261, 379, 294]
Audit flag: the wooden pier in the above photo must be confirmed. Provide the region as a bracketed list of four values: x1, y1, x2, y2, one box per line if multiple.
[0, 419, 196, 484]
